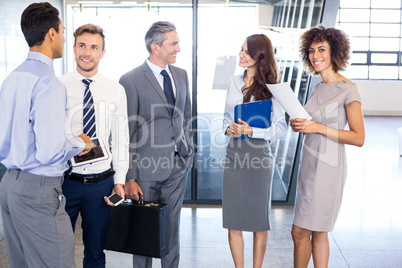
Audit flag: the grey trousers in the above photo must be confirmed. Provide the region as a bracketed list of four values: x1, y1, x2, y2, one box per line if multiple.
[133, 156, 189, 268]
[0, 169, 75, 268]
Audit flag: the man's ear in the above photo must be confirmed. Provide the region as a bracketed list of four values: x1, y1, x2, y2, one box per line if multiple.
[151, 43, 159, 55]
[48, 27, 57, 41]
[101, 49, 106, 59]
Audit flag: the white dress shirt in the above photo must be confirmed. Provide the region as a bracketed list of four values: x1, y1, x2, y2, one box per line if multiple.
[223, 73, 287, 140]
[60, 70, 129, 185]
[146, 58, 177, 97]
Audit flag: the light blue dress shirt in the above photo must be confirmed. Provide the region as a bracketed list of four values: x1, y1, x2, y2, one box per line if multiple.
[0, 51, 85, 176]
[223, 73, 287, 140]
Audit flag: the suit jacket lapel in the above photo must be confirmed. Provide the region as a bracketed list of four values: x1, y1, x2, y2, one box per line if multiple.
[142, 62, 171, 111]
[169, 66, 181, 115]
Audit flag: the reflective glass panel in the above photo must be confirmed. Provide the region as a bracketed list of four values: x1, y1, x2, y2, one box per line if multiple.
[66, 2, 194, 199]
[371, 0, 401, 8]
[67, 5, 193, 82]
[350, 52, 368, 64]
[196, 0, 324, 202]
[340, 0, 370, 8]
[370, 38, 399, 51]
[369, 66, 398, 79]
[196, 3, 259, 200]
[339, 9, 370, 23]
[337, 23, 369, 36]
[370, 24, 400, 38]
[371, 10, 401, 23]
[350, 37, 370, 51]
[338, 0, 402, 79]
[344, 65, 369, 79]
[371, 53, 397, 64]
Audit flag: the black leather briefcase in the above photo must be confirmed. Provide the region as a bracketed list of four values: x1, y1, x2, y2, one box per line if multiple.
[104, 199, 169, 258]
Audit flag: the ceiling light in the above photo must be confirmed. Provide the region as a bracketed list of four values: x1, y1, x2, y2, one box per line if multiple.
[77, 1, 114, 4]
[120, 1, 138, 4]
[144, 2, 180, 5]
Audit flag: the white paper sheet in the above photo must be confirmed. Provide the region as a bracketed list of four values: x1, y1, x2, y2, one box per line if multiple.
[266, 83, 312, 119]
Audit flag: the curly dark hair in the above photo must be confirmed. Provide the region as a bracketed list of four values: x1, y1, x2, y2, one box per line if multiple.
[299, 24, 350, 75]
[243, 34, 279, 103]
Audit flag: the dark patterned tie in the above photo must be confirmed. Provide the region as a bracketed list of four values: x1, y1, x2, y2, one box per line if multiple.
[82, 79, 96, 138]
[160, 70, 175, 115]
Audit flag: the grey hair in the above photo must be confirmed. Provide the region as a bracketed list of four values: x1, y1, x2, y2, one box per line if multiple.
[145, 21, 176, 54]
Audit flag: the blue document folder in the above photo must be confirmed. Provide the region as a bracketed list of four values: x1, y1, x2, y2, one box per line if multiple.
[234, 99, 272, 140]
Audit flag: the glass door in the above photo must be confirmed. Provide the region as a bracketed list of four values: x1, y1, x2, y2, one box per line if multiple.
[65, 2, 193, 82]
[193, 0, 325, 203]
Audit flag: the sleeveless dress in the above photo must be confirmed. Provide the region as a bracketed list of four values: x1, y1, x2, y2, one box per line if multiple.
[293, 79, 362, 232]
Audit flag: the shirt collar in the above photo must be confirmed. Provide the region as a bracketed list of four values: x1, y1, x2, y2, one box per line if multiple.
[27, 51, 54, 74]
[235, 70, 246, 88]
[146, 58, 171, 76]
[73, 69, 99, 84]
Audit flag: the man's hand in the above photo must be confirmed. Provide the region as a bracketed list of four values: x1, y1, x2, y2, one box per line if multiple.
[124, 180, 143, 201]
[78, 133, 93, 156]
[104, 184, 125, 207]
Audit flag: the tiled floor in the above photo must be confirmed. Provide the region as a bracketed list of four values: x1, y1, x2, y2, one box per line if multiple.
[1, 116, 402, 267]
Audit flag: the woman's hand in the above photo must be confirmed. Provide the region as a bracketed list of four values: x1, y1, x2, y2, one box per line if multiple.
[291, 102, 365, 147]
[290, 118, 319, 134]
[226, 119, 253, 137]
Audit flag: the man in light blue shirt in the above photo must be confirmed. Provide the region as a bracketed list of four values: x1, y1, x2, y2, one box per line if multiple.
[0, 3, 92, 268]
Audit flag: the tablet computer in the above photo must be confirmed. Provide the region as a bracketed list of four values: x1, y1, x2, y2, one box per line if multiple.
[71, 137, 109, 167]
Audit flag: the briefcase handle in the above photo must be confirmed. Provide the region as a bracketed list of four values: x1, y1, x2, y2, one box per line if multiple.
[138, 194, 144, 205]
[123, 195, 144, 205]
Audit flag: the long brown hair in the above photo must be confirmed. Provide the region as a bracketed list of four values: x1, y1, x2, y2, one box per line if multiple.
[243, 34, 279, 103]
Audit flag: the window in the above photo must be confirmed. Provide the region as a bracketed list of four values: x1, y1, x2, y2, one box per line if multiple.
[337, 0, 402, 79]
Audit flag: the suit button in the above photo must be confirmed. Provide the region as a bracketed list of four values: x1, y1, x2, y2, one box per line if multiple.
[171, 136, 175, 140]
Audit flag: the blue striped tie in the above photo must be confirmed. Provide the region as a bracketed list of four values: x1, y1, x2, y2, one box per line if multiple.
[82, 79, 96, 138]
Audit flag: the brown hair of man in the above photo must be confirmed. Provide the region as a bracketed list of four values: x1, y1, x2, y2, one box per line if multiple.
[74, 23, 105, 50]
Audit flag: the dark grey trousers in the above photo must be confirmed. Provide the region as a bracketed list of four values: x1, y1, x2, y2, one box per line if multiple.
[132, 156, 189, 268]
[0, 169, 75, 268]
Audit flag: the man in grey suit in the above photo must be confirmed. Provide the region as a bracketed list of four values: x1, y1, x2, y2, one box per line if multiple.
[119, 21, 194, 268]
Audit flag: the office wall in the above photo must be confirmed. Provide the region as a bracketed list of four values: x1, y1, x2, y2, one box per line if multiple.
[0, 0, 64, 83]
[355, 80, 402, 116]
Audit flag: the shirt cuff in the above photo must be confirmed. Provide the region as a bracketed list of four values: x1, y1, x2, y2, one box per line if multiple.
[113, 174, 126, 185]
[67, 136, 86, 153]
[250, 127, 266, 139]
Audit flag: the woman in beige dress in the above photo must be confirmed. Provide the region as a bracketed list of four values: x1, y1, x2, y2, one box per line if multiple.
[290, 25, 365, 268]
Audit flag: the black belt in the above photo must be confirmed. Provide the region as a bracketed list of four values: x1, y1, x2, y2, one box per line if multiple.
[64, 169, 115, 184]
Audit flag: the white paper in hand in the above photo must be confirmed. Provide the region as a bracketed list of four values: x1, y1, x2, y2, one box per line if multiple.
[266, 83, 312, 119]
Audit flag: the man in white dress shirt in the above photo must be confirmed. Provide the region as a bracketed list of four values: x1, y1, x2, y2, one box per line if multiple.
[60, 24, 129, 268]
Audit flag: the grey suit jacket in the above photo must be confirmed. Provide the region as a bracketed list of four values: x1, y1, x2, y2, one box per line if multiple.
[119, 61, 194, 182]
